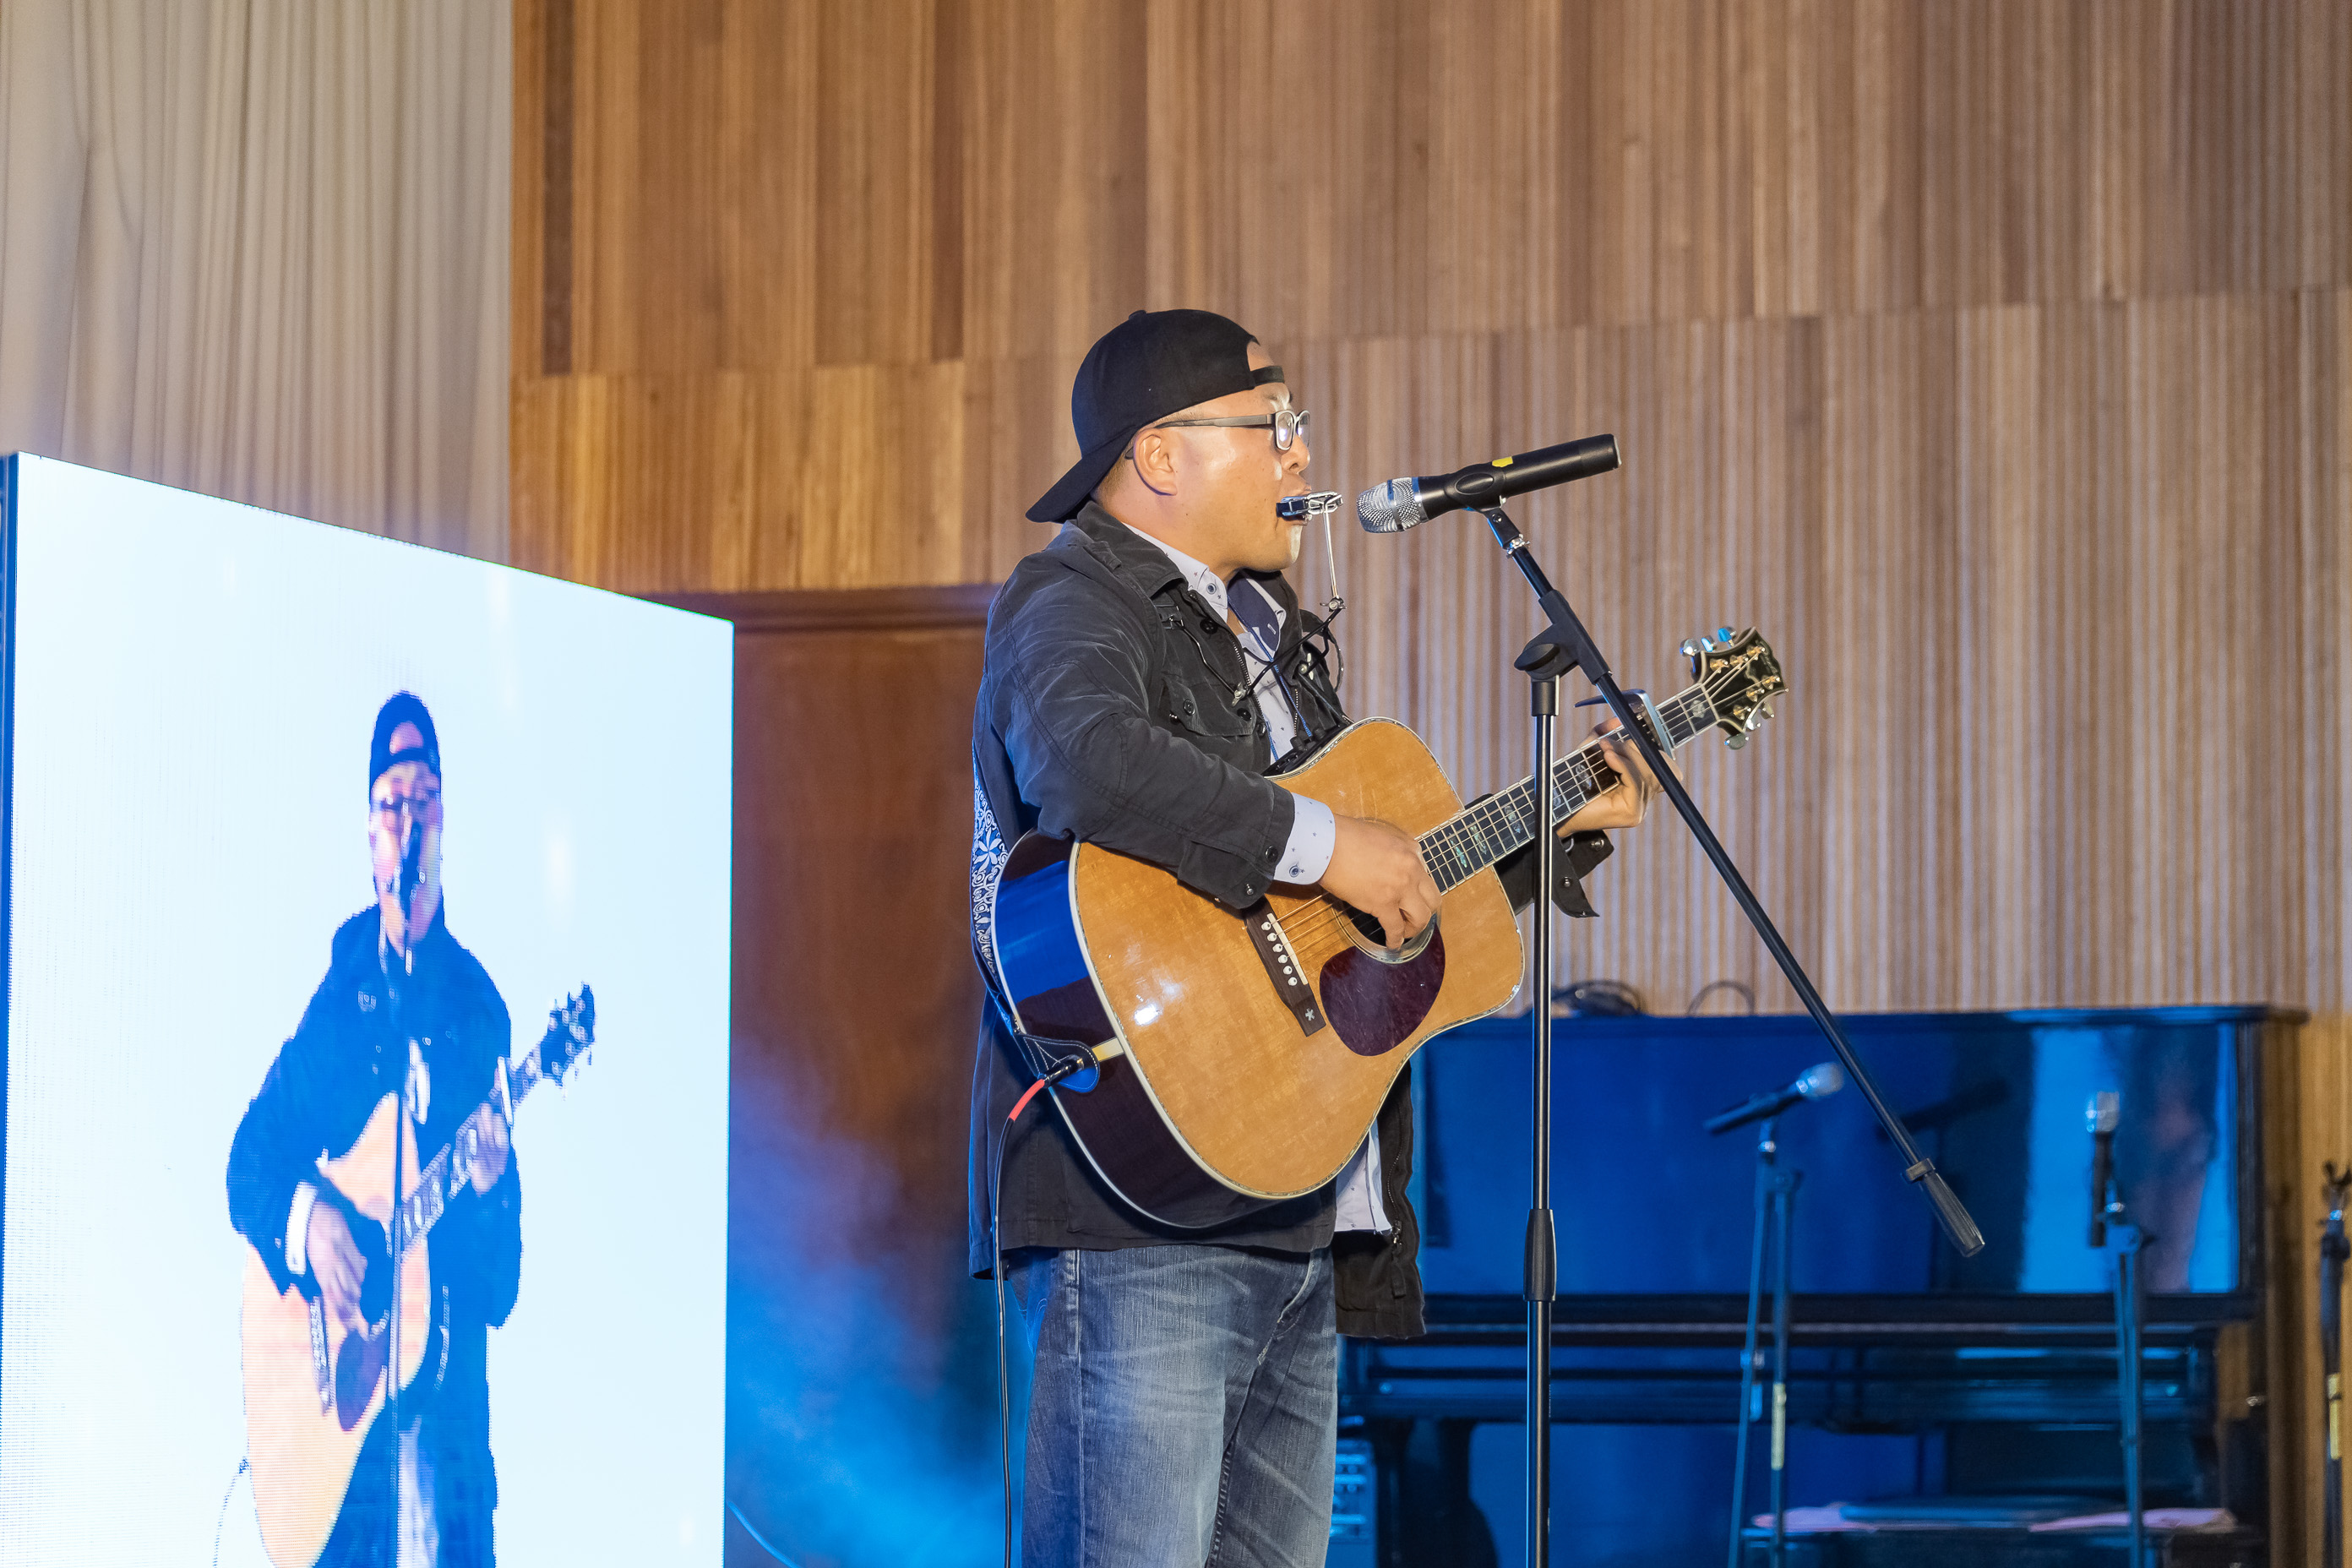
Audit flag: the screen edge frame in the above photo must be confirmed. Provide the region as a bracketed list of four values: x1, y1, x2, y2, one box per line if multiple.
[0, 450, 19, 1415]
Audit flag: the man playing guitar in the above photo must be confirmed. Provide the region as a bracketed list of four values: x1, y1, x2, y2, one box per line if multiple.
[969, 309, 1663, 1566]
[227, 694, 520, 1566]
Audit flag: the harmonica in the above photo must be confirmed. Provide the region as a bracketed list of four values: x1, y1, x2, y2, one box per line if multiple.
[1276, 491, 1343, 520]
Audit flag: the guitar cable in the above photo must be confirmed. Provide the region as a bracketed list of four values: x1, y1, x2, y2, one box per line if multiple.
[209, 1456, 249, 1568]
[727, 1498, 808, 1565]
[993, 1048, 1100, 1568]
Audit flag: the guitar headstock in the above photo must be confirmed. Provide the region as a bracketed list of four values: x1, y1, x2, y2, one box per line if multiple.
[1681, 627, 1788, 749]
[538, 986, 597, 1086]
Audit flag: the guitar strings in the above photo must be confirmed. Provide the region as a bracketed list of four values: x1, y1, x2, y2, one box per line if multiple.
[1267, 666, 1760, 954]
[1271, 726, 1636, 950]
[1267, 736, 1620, 953]
[1271, 672, 1750, 956]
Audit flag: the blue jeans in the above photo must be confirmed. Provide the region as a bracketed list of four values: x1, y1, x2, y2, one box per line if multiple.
[1010, 1244, 1338, 1568]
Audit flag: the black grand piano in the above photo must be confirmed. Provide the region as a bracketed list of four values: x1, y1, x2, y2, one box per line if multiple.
[1334, 1004, 2292, 1568]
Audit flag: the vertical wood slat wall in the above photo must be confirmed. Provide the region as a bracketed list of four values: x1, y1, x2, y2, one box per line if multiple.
[512, 0, 2350, 1550]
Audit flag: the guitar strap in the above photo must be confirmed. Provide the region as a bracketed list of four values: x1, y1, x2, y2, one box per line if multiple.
[967, 762, 1097, 1086]
[967, 763, 1013, 983]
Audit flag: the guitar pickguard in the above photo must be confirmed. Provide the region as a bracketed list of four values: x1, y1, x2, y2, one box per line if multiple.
[1317, 923, 1446, 1057]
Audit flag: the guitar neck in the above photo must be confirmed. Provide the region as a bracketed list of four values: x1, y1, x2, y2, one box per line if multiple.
[393, 1044, 550, 1253]
[1416, 681, 1718, 892]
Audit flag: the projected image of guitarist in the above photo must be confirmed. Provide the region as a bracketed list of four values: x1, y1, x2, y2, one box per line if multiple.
[227, 694, 553, 1568]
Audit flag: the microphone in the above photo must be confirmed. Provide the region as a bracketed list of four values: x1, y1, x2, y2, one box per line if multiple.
[1703, 1062, 1846, 1136]
[1356, 433, 1620, 534]
[2088, 1091, 2119, 1246]
[398, 816, 427, 912]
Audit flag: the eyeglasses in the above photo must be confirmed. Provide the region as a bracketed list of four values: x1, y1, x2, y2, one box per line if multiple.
[372, 788, 441, 819]
[1146, 408, 1311, 453]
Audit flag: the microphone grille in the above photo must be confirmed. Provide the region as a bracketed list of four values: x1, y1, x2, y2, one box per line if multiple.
[1798, 1061, 1846, 1099]
[2088, 1090, 2119, 1134]
[1355, 478, 1424, 536]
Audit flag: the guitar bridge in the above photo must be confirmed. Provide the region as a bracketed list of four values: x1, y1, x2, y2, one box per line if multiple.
[307, 1295, 334, 1414]
[1241, 901, 1326, 1037]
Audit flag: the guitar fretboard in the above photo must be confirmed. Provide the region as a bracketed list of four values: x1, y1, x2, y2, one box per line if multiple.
[1415, 684, 1718, 893]
[393, 1044, 553, 1253]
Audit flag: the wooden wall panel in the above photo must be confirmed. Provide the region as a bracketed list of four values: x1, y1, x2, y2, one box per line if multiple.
[687, 587, 995, 1568]
[514, 0, 2352, 1548]
[515, 0, 2352, 594]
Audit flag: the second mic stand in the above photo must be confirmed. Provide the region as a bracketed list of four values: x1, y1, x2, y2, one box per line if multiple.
[1728, 1119, 1801, 1568]
[2093, 1156, 2149, 1567]
[1482, 502, 1985, 1568]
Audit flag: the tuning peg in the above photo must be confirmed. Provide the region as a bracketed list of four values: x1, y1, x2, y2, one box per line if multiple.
[1680, 636, 1706, 678]
[1715, 626, 1734, 644]
[1725, 731, 1748, 750]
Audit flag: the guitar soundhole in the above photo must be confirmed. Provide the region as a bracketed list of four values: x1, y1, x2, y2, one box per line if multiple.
[1318, 924, 1446, 1057]
[1333, 902, 1439, 962]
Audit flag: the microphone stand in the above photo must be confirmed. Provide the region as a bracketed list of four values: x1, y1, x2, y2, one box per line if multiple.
[387, 824, 425, 1564]
[1525, 664, 1558, 1568]
[2088, 1097, 2148, 1565]
[387, 954, 407, 1565]
[1769, 1167, 1799, 1567]
[1727, 1119, 1801, 1568]
[2321, 1163, 2348, 1568]
[1480, 500, 1984, 1568]
[2106, 1208, 2148, 1565]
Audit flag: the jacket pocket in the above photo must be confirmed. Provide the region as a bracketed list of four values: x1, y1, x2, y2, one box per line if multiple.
[1158, 673, 1258, 743]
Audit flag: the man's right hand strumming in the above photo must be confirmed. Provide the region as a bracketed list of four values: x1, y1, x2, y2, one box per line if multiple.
[1321, 815, 1441, 949]
[307, 1201, 370, 1336]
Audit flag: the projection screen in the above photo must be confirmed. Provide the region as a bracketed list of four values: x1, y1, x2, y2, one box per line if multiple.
[0, 455, 732, 1566]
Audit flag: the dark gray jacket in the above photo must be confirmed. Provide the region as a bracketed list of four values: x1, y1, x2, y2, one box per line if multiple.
[967, 503, 1608, 1338]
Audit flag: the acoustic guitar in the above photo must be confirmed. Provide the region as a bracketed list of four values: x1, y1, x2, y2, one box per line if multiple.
[980, 630, 1785, 1229]
[239, 988, 595, 1568]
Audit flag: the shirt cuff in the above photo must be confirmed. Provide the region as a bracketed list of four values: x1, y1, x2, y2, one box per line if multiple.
[285, 1181, 318, 1277]
[1273, 796, 1337, 885]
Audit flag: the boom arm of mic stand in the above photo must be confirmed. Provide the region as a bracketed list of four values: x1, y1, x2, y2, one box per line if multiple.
[1484, 504, 1985, 1258]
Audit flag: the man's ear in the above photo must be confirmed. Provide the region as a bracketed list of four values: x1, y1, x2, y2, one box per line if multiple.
[1127, 427, 1179, 497]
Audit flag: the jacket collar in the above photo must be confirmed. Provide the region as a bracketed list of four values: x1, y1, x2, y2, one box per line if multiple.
[335, 900, 454, 976]
[1054, 500, 1306, 638]
[1059, 501, 1190, 603]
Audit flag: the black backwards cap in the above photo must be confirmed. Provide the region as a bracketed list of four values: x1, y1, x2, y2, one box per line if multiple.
[369, 692, 441, 792]
[1027, 308, 1287, 523]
